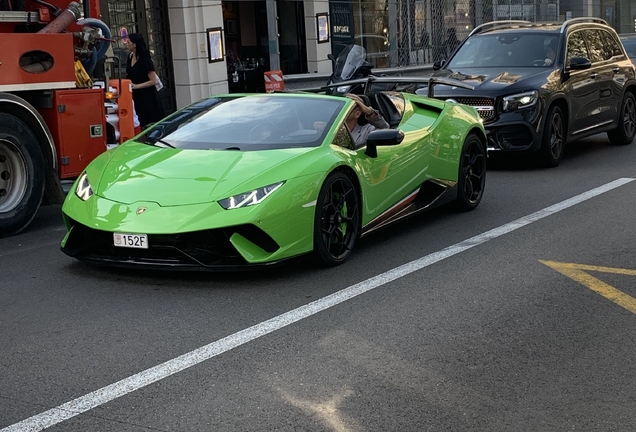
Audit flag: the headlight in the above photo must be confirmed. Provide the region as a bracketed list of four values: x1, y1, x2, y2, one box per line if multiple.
[502, 90, 539, 112]
[218, 182, 284, 210]
[336, 85, 351, 93]
[75, 172, 93, 201]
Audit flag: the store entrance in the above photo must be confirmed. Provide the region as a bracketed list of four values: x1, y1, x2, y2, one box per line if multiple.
[277, 0, 307, 75]
[222, 0, 307, 93]
[223, 1, 269, 93]
[100, 0, 177, 114]
[100, 0, 176, 114]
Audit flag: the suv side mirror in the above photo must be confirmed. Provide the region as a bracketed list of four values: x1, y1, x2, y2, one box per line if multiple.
[433, 59, 446, 70]
[568, 56, 592, 70]
[327, 53, 336, 63]
[365, 129, 405, 158]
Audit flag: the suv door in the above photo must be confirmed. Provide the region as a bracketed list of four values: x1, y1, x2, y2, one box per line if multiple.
[597, 29, 631, 128]
[583, 29, 620, 128]
[564, 30, 601, 136]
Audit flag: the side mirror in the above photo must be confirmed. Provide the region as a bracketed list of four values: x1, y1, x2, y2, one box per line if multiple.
[568, 56, 592, 70]
[327, 53, 336, 62]
[433, 59, 446, 71]
[365, 129, 405, 158]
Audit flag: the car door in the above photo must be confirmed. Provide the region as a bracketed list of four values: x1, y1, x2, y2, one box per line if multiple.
[583, 29, 619, 128]
[333, 108, 430, 223]
[564, 30, 603, 137]
[599, 29, 631, 126]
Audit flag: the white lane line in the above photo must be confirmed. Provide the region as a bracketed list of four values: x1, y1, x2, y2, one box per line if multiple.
[3, 177, 633, 432]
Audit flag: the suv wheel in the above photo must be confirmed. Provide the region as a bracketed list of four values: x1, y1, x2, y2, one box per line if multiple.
[607, 92, 636, 145]
[539, 105, 565, 168]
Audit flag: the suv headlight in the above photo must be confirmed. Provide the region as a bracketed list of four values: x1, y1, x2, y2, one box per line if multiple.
[502, 90, 539, 112]
[75, 172, 93, 201]
[218, 182, 284, 210]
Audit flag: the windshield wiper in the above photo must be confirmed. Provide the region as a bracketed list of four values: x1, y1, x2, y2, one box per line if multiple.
[153, 139, 176, 149]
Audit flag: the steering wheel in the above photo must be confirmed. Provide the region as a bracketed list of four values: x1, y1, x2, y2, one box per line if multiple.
[531, 59, 546, 67]
[249, 121, 282, 142]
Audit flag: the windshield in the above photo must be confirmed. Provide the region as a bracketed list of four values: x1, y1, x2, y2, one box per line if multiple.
[621, 37, 636, 58]
[334, 45, 367, 80]
[139, 96, 345, 151]
[447, 33, 559, 68]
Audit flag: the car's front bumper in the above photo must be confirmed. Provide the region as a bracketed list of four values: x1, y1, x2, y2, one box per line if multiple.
[61, 175, 323, 270]
[437, 96, 543, 153]
[485, 120, 541, 152]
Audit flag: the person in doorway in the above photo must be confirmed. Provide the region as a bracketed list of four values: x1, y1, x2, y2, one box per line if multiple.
[344, 94, 389, 146]
[125, 33, 165, 129]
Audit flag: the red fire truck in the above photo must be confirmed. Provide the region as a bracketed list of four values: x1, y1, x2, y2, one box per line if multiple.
[0, 0, 134, 236]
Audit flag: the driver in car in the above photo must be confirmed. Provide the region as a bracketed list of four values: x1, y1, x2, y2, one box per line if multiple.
[344, 93, 389, 146]
[544, 40, 557, 66]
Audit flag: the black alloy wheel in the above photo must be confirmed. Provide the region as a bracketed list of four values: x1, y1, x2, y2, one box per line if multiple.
[313, 172, 360, 266]
[608, 92, 636, 145]
[539, 105, 565, 168]
[455, 133, 486, 211]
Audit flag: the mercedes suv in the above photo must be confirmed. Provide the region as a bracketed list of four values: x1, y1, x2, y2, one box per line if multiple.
[426, 18, 636, 167]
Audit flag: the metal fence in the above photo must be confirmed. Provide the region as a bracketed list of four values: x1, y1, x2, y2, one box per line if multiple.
[330, 0, 578, 68]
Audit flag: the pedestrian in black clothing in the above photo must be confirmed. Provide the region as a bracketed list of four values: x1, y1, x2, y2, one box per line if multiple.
[125, 33, 165, 129]
[446, 28, 460, 58]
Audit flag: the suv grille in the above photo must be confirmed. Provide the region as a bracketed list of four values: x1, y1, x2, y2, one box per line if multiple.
[453, 97, 495, 121]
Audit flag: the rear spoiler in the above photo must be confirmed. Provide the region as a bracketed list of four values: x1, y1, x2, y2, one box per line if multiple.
[310, 75, 476, 98]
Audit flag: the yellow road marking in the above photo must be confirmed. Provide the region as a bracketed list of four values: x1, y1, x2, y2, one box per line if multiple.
[540, 260, 636, 314]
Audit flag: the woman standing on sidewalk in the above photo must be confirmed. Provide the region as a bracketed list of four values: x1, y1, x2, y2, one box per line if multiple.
[125, 33, 165, 129]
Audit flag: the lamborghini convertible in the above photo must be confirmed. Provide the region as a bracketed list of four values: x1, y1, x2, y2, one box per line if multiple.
[61, 90, 486, 270]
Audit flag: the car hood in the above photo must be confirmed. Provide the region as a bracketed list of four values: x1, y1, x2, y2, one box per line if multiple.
[95, 142, 316, 206]
[431, 67, 552, 96]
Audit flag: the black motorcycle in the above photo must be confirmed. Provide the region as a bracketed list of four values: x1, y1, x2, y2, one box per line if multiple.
[325, 45, 379, 95]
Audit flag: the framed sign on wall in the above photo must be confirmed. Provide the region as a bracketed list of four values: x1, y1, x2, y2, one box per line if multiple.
[317, 13, 329, 43]
[207, 27, 224, 63]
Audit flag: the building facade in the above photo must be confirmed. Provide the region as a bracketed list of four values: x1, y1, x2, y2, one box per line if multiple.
[99, 0, 636, 113]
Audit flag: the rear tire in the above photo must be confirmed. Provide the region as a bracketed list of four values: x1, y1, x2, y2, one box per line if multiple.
[0, 113, 45, 237]
[313, 172, 360, 266]
[539, 105, 565, 168]
[455, 133, 486, 211]
[607, 92, 636, 145]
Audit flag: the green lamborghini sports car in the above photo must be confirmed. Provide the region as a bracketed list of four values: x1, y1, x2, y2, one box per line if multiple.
[60, 90, 486, 270]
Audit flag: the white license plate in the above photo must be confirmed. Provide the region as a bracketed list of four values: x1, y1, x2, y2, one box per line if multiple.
[113, 233, 149, 249]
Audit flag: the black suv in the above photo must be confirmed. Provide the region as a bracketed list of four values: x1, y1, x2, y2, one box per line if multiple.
[426, 18, 636, 167]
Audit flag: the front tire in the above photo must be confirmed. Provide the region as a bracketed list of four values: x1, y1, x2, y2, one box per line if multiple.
[313, 172, 360, 266]
[539, 105, 565, 168]
[0, 113, 45, 236]
[607, 92, 636, 145]
[455, 133, 486, 211]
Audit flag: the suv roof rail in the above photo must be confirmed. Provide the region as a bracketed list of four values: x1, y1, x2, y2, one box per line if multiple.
[560, 17, 608, 32]
[468, 20, 531, 37]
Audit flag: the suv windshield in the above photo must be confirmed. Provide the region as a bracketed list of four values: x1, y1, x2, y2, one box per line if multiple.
[447, 32, 559, 68]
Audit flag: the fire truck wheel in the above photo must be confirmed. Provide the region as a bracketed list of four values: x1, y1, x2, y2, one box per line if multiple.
[0, 113, 46, 237]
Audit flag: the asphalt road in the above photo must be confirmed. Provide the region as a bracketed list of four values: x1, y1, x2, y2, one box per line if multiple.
[2, 134, 636, 431]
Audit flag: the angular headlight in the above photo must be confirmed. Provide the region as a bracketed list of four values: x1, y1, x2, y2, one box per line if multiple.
[75, 172, 93, 201]
[502, 90, 539, 112]
[218, 182, 284, 210]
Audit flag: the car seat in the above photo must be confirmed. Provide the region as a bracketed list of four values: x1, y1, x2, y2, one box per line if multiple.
[370, 93, 402, 128]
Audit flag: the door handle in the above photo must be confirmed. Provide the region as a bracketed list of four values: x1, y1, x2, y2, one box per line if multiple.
[590, 73, 598, 79]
